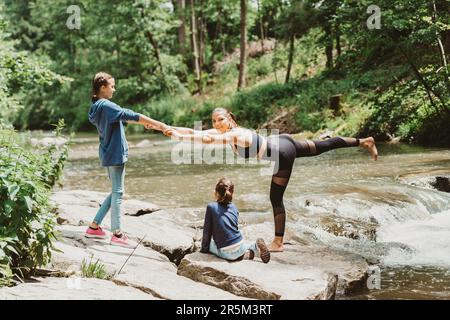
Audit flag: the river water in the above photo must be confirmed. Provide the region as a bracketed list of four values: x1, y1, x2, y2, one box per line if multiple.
[62, 133, 450, 299]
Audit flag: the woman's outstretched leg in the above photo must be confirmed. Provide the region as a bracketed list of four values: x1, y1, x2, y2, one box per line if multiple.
[293, 136, 378, 160]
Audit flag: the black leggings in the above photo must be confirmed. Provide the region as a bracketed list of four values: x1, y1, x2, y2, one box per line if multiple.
[265, 135, 360, 237]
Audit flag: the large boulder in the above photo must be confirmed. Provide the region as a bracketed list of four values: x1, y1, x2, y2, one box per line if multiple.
[178, 223, 368, 300]
[178, 251, 338, 300]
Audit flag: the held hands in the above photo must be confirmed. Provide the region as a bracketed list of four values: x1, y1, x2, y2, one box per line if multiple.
[144, 123, 174, 137]
[201, 134, 213, 143]
[163, 126, 176, 137]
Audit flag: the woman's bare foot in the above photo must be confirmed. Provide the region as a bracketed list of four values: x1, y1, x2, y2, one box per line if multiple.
[360, 137, 378, 161]
[268, 237, 284, 252]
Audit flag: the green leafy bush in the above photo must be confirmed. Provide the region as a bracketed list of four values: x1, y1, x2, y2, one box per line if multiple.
[0, 121, 69, 286]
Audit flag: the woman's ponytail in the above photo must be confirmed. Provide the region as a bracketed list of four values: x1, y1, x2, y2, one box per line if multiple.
[212, 108, 238, 128]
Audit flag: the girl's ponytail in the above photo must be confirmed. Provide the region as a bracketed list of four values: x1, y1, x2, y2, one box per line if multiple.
[91, 72, 113, 102]
[215, 177, 234, 205]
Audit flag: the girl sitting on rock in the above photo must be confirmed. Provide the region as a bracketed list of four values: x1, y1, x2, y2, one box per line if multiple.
[200, 177, 271, 263]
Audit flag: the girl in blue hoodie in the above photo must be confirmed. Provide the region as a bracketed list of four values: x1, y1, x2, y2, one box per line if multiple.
[200, 177, 270, 263]
[85, 72, 169, 247]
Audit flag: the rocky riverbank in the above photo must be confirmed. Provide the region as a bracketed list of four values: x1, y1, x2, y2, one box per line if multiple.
[0, 190, 370, 300]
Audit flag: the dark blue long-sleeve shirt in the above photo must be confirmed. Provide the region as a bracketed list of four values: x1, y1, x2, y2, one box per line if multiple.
[88, 99, 140, 166]
[200, 202, 243, 252]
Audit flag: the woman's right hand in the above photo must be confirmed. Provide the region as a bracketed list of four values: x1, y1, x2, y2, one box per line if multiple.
[163, 127, 175, 137]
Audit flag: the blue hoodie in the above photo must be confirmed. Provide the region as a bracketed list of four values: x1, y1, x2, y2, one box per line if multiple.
[88, 99, 140, 167]
[200, 202, 243, 252]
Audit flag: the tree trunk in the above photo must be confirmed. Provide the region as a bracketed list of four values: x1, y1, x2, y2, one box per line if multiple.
[176, 0, 187, 54]
[405, 53, 448, 113]
[257, 0, 265, 50]
[335, 26, 341, 70]
[285, 33, 295, 84]
[432, 0, 450, 86]
[273, 39, 279, 84]
[189, 0, 201, 93]
[237, 0, 247, 90]
[198, 0, 205, 69]
[144, 30, 163, 74]
[215, 2, 226, 56]
[336, 32, 341, 56]
[138, 7, 164, 75]
[324, 24, 333, 70]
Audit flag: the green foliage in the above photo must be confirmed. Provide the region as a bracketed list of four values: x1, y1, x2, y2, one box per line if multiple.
[248, 54, 273, 78]
[132, 95, 198, 129]
[1, 0, 449, 146]
[360, 77, 450, 145]
[3, 0, 188, 130]
[0, 122, 69, 286]
[229, 82, 298, 128]
[0, 3, 69, 129]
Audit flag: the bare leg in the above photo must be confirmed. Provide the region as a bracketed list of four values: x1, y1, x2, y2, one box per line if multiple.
[294, 136, 378, 161]
[269, 171, 292, 253]
[268, 236, 284, 252]
[359, 137, 378, 161]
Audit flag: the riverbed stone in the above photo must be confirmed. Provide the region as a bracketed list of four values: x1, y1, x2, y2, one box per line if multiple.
[50, 190, 369, 300]
[30, 136, 68, 147]
[50, 224, 245, 300]
[397, 172, 450, 193]
[177, 251, 338, 300]
[178, 223, 368, 299]
[51, 190, 196, 263]
[0, 277, 156, 300]
[319, 215, 377, 241]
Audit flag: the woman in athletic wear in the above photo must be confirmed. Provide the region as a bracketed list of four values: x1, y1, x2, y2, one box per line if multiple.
[161, 107, 378, 252]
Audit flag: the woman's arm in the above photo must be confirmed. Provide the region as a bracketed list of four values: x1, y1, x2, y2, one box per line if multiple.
[170, 130, 251, 147]
[128, 114, 169, 132]
[171, 126, 195, 134]
[166, 127, 221, 135]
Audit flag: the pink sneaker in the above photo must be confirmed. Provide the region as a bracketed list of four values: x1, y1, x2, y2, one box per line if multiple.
[85, 226, 107, 239]
[110, 233, 134, 248]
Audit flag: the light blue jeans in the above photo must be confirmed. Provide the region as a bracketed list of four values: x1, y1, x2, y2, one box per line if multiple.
[93, 165, 125, 233]
[209, 240, 257, 261]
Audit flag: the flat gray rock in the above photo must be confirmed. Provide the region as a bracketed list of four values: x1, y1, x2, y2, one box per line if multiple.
[178, 224, 368, 299]
[178, 251, 336, 300]
[51, 191, 196, 263]
[48, 190, 368, 300]
[51, 225, 244, 300]
[0, 277, 156, 300]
